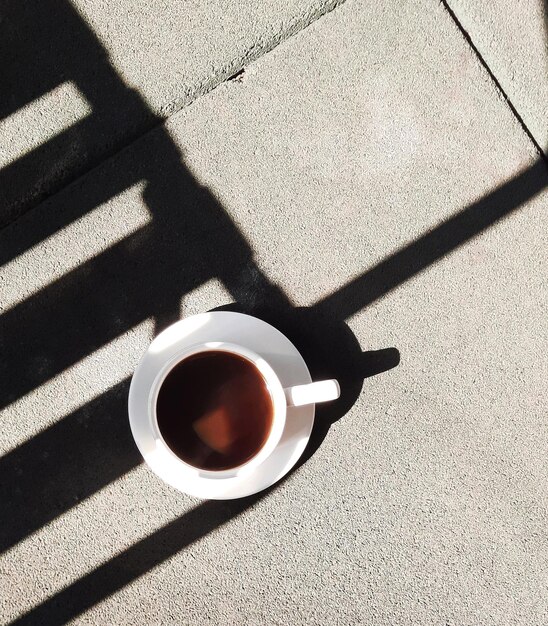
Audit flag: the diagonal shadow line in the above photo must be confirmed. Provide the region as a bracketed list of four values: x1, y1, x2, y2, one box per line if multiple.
[0, 0, 163, 228]
[2, 156, 545, 413]
[0, 118, 100, 229]
[3, 156, 546, 555]
[10, 498, 259, 626]
[3, 0, 548, 621]
[0, 225, 186, 411]
[7, 156, 548, 625]
[316, 159, 548, 320]
[0, 379, 140, 553]
[0, 125, 292, 412]
[0, 150, 140, 262]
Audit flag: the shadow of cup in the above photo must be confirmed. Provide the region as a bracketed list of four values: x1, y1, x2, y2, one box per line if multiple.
[211, 303, 400, 469]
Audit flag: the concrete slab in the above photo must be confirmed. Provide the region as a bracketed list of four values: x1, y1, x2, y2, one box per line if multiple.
[0, 0, 345, 225]
[445, 0, 548, 153]
[1, 0, 547, 624]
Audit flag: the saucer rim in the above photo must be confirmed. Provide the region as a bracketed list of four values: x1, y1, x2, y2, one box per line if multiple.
[128, 311, 314, 499]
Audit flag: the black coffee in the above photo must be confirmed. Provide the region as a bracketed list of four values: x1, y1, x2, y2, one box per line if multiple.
[156, 351, 274, 471]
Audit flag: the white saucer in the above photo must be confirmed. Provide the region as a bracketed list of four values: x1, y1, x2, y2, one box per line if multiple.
[128, 312, 314, 499]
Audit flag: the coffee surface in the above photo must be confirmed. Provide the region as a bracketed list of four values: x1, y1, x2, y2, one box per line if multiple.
[156, 351, 274, 470]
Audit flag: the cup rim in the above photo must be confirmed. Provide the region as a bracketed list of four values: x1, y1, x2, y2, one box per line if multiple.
[149, 341, 287, 480]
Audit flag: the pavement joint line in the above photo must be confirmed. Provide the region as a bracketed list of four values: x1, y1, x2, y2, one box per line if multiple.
[0, 0, 348, 233]
[158, 0, 349, 117]
[441, 0, 548, 164]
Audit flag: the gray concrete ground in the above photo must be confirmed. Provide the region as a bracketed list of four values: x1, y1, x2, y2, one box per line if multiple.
[1, 0, 547, 624]
[0, 0, 345, 224]
[446, 0, 548, 154]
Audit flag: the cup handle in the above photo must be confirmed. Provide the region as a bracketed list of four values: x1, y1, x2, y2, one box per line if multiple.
[284, 379, 340, 407]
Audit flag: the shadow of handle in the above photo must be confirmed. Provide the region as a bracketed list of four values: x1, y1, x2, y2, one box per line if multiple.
[360, 348, 401, 379]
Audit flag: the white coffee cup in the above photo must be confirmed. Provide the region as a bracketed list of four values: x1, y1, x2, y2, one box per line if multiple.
[148, 341, 339, 480]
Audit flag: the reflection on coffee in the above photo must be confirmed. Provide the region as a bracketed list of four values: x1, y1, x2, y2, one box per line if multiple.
[156, 351, 274, 470]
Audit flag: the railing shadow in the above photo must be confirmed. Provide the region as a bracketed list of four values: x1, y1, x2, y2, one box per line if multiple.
[0, 0, 161, 227]
[1, 0, 547, 623]
[6, 152, 547, 625]
[0, 0, 289, 559]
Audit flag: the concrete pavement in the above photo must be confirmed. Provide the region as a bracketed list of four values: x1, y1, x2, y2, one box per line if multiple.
[445, 0, 548, 154]
[1, 0, 547, 624]
[0, 0, 345, 223]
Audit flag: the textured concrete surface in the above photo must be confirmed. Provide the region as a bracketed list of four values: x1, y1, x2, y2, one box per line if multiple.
[0, 0, 345, 224]
[445, 0, 548, 153]
[1, 0, 548, 624]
